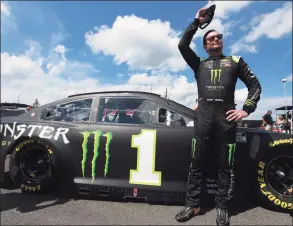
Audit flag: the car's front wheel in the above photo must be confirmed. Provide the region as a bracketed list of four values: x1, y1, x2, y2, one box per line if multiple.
[254, 142, 293, 212]
[9, 139, 59, 193]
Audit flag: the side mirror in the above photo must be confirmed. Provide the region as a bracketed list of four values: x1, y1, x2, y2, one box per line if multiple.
[158, 108, 168, 123]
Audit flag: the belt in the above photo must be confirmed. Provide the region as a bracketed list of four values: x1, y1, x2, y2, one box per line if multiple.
[206, 98, 224, 102]
[199, 98, 235, 105]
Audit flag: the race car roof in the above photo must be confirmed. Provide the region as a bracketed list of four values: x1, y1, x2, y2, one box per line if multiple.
[275, 106, 293, 111]
[68, 91, 161, 98]
[0, 102, 33, 109]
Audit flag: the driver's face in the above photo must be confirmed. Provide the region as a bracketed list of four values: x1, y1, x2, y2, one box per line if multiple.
[205, 31, 223, 50]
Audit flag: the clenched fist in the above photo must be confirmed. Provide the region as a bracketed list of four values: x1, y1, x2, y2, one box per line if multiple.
[195, 8, 210, 24]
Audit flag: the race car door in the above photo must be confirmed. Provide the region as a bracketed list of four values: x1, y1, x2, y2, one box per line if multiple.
[73, 95, 194, 194]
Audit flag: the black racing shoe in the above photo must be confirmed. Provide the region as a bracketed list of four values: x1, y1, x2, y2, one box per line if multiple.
[216, 208, 230, 226]
[175, 206, 200, 222]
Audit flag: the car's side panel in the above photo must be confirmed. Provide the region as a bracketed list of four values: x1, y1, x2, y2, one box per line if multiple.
[71, 123, 194, 193]
[0, 119, 94, 187]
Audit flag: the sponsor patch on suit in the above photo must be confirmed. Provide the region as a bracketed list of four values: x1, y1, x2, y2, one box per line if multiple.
[204, 60, 213, 68]
[220, 59, 232, 68]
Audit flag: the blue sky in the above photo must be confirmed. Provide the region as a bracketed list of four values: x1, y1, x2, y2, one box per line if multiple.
[1, 1, 292, 120]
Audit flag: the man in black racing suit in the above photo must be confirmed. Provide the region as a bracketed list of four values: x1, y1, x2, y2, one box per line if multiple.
[175, 7, 262, 226]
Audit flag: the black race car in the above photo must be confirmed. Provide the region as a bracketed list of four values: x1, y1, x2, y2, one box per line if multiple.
[0, 91, 292, 212]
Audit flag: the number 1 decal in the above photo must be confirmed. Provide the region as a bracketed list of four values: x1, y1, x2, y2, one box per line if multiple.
[129, 129, 162, 186]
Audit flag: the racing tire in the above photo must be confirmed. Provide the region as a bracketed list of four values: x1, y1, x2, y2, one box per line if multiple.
[9, 138, 59, 194]
[254, 141, 293, 212]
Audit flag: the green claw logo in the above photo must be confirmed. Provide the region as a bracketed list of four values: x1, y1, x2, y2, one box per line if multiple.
[228, 143, 236, 166]
[244, 99, 255, 106]
[80, 130, 113, 183]
[191, 138, 196, 159]
[210, 69, 222, 84]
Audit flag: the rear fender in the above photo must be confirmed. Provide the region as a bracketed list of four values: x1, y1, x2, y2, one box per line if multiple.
[0, 138, 27, 189]
[0, 135, 75, 189]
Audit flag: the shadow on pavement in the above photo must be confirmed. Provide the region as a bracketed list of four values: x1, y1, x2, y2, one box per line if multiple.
[0, 189, 71, 213]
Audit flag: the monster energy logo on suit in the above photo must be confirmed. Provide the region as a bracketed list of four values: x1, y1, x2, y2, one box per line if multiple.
[210, 69, 222, 84]
[227, 143, 236, 197]
[191, 138, 196, 158]
[80, 130, 113, 183]
[228, 143, 236, 166]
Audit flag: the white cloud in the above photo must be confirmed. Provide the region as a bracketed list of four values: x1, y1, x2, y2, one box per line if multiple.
[248, 96, 293, 120]
[3, 45, 288, 121]
[230, 2, 292, 54]
[1, 1, 10, 16]
[85, 14, 189, 73]
[1, 4, 289, 121]
[234, 88, 292, 120]
[245, 2, 292, 42]
[205, 1, 253, 19]
[193, 18, 234, 40]
[1, 41, 101, 105]
[230, 37, 257, 55]
[284, 74, 292, 82]
[1, 1, 17, 33]
[2, 41, 285, 120]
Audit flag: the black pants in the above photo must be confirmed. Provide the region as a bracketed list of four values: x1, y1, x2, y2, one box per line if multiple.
[185, 100, 237, 209]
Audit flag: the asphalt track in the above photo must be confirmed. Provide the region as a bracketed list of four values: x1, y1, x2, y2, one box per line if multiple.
[1, 188, 292, 225]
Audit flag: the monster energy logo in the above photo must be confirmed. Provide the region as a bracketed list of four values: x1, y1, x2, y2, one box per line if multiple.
[191, 138, 196, 158]
[80, 130, 113, 183]
[244, 99, 255, 106]
[228, 143, 236, 166]
[210, 69, 222, 84]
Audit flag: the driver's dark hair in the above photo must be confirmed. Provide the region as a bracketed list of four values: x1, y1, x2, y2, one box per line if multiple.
[203, 29, 217, 46]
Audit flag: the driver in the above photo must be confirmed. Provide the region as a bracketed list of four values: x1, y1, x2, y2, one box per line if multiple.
[175, 7, 262, 226]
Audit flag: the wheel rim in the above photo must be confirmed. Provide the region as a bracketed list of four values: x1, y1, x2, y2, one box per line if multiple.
[266, 155, 293, 198]
[20, 146, 50, 182]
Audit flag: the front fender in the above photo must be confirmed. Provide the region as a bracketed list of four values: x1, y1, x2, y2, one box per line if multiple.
[0, 138, 22, 189]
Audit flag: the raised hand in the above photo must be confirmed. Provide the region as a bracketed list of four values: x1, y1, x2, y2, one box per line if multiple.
[195, 8, 210, 24]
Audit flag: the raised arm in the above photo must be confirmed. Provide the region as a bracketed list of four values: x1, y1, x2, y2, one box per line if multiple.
[178, 8, 209, 73]
[178, 18, 201, 73]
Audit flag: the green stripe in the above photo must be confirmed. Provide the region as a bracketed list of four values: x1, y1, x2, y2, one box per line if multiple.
[245, 99, 255, 106]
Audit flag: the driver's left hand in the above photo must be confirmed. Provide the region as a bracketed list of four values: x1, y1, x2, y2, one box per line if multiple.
[226, 109, 248, 121]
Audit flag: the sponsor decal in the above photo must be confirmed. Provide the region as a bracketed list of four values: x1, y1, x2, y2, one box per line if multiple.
[210, 69, 222, 84]
[20, 184, 41, 192]
[244, 99, 255, 107]
[269, 138, 293, 147]
[236, 132, 247, 143]
[80, 130, 113, 183]
[0, 122, 70, 144]
[206, 85, 224, 91]
[228, 143, 236, 167]
[220, 59, 231, 68]
[257, 161, 292, 210]
[1, 140, 12, 147]
[204, 60, 213, 69]
[14, 139, 53, 154]
[133, 188, 138, 197]
[227, 144, 236, 197]
[191, 137, 196, 158]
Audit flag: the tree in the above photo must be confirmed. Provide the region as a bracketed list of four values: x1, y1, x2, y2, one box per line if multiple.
[32, 98, 40, 108]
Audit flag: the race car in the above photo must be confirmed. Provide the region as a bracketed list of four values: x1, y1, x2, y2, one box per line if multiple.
[0, 91, 292, 213]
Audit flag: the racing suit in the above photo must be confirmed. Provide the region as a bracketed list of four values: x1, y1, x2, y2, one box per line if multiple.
[178, 18, 262, 210]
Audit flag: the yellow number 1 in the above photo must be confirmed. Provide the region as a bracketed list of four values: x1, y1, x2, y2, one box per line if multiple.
[129, 129, 162, 186]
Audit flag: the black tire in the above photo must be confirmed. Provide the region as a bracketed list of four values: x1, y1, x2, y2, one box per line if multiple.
[9, 138, 59, 193]
[254, 140, 293, 212]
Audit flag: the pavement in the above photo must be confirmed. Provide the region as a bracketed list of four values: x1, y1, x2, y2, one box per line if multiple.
[1, 188, 292, 225]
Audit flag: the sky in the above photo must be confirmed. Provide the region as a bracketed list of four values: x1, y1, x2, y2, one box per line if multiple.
[1, 1, 292, 120]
